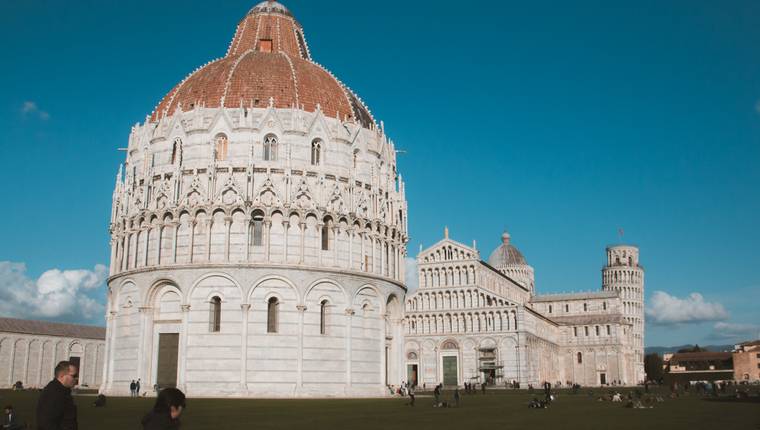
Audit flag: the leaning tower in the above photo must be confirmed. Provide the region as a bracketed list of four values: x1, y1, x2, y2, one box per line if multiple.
[601, 245, 645, 383]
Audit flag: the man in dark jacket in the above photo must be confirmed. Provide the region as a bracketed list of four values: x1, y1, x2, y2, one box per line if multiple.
[36, 360, 78, 430]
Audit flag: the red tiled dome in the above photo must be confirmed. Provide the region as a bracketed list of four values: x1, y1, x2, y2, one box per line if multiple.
[151, 1, 374, 127]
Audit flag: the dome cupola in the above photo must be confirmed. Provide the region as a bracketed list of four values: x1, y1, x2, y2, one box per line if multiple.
[487, 230, 535, 293]
[150, 1, 374, 127]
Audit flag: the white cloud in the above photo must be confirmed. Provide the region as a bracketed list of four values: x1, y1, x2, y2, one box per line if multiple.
[0, 261, 107, 324]
[709, 322, 760, 342]
[404, 257, 419, 293]
[645, 291, 728, 325]
[21, 101, 50, 120]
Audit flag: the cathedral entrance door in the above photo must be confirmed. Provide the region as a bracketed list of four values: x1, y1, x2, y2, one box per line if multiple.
[442, 356, 458, 386]
[407, 364, 418, 387]
[599, 373, 607, 385]
[156, 333, 179, 389]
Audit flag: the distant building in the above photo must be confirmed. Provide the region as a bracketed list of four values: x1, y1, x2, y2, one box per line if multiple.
[0, 317, 106, 389]
[663, 351, 734, 383]
[733, 340, 760, 382]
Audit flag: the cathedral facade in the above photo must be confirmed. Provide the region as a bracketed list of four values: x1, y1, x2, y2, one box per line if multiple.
[103, 1, 408, 397]
[404, 231, 645, 387]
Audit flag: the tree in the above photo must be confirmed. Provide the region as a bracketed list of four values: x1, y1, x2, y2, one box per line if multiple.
[644, 353, 664, 382]
[677, 344, 707, 353]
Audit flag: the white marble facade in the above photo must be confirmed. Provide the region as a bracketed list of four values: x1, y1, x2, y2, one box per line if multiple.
[0, 319, 105, 389]
[103, 97, 408, 399]
[404, 232, 644, 388]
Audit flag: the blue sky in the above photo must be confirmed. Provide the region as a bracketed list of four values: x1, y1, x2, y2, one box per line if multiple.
[0, 0, 758, 346]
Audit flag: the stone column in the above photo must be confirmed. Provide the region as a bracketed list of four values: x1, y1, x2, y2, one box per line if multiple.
[21, 341, 30, 389]
[283, 220, 290, 262]
[360, 232, 366, 271]
[188, 220, 196, 263]
[380, 240, 385, 276]
[348, 228, 354, 270]
[109, 238, 117, 276]
[102, 311, 117, 392]
[332, 226, 339, 267]
[224, 216, 232, 261]
[205, 218, 212, 261]
[136, 306, 152, 388]
[143, 227, 150, 267]
[171, 221, 180, 264]
[296, 305, 306, 390]
[344, 308, 354, 393]
[178, 304, 191, 391]
[156, 224, 163, 265]
[121, 236, 128, 271]
[245, 219, 252, 262]
[133, 231, 139, 269]
[264, 219, 272, 262]
[299, 222, 306, 264]
[8, 340, 16, 386]
[239, 304, 250, 392]
[316, 223, 324, 266]
[370, 235, 376, 274]
[36, 340, 44, 387]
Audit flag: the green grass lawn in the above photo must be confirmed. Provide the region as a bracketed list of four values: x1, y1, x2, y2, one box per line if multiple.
[2, 388, 758, 430]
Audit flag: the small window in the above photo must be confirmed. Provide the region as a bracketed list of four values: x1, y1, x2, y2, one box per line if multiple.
[259, 39, 273, 53]
[595, 326, 600, 336]
[252, 214, 264, 246]
[584, 326, 589, 336]
[577, 352, 583, 364]
[267, 297, 279, 333]
[209, 296, 221, 332]
[320, 300, 328, 335]
[603, 301, 607, 311]
[311, 139, 322, 166]
[565, 304, 569, 313]
[573, 327, 578, 337]
[606, 325, 611, 335]
[353, 149, 359, 169]
[548, 305, 552, 314]
[171, 138, 181, 165]
[583, 303, 588, 312]
[215, 134, 228, 161]
[264, 134, 278, 161]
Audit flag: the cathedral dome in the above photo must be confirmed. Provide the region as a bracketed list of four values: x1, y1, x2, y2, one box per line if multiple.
[488, 231, 527, 267]
[150, 1, 374, 127]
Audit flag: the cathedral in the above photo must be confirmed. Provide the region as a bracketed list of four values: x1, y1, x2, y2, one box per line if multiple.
[404, 230, 645, 388]
[101, 1, 644, 398]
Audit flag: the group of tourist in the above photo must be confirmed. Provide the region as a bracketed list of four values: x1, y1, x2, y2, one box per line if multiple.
[129, 379, 142, 397]
[19, 360, 188, 429]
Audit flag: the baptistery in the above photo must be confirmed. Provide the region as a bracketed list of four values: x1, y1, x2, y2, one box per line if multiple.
[103, 1, 408, 397]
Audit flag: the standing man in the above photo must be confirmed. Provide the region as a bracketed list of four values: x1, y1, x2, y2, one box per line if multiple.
[37, 360, 78, 430]
[130, 381, 136, 397]
[135, 379, 141, 397]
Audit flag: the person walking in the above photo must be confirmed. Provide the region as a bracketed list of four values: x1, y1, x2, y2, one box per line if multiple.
[141, 388, 186, 430]
[433, 384, 441, 406]
[130, 380, 136, 398]
[454, 389, 461, 407]
[407, 385, 415, 407]
[136, 379, 141, 397]
[36, 360, 79, 430]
